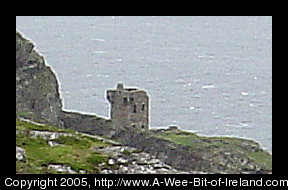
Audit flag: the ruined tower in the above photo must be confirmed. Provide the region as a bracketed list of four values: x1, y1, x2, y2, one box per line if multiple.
[107, 83, 149, 130]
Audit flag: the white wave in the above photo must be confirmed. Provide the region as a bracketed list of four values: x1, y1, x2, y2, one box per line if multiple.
[241, 91, 249, 96]
[93, 51, 105, 54]
[189, 106, 195, 110]
[92, 38, 106, 42]
[202, 85, 216, 89]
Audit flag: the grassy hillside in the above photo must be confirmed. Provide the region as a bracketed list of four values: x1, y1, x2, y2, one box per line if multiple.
[16, 119, 110, 174]
[155, 129, 272, 172]
[16, 119, 272, 174]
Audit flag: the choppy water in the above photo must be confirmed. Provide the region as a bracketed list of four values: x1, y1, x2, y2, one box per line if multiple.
[16, 16, 272, 152]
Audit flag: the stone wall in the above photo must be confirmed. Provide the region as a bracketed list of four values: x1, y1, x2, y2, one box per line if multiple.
[60, 111, 114, 137]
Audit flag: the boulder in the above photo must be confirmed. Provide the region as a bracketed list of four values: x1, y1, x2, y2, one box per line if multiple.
[16, 146, 26, 162]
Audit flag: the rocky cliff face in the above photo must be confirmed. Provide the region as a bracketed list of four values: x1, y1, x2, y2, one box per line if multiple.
[16, 31, 63, 127]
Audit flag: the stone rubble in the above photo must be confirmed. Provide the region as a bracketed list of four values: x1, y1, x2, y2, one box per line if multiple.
[16, 127, 192, 174]
[16, 126, 268, 174]
[47, 164, 77, 174]
[96, 145, 194, 174]
[17, 128, 72, 143]
[16, 146, 26, 162]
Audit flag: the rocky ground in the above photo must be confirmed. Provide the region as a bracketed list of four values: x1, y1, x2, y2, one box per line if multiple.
[153, 127, 272, 174]
[16, 119, 192, 174]
[97, 145, 198, 174]
[16, 118, 271, 174]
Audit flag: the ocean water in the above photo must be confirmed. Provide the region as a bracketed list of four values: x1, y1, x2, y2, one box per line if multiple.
[16, 16, 272, 153]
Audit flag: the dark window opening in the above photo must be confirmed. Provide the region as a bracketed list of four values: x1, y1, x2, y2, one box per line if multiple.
[123, 97, 128, 105]
[129, 97, 134, 102]
[27, 60, 35, 66]
[31, 102, 35, 109]
[133, 105, 137, 113]
[132, 124, 136, 128]
[141, 103, 145, 111]
[107, 95, 111, 102]
[142, 125, 145, 129]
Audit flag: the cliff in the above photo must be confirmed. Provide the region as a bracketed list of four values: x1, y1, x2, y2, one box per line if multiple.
[16, 31, 63, 127]
[15, 31, 272, 174]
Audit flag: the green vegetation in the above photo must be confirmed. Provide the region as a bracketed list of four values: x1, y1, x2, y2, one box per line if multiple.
[155, 130, 272, 171]
[17, 111, 33, 118]
[16, 119, 110, 174]
[248, 151, 272, 170]
[16, 119, 74, 133]
[16, 118, 272, 174]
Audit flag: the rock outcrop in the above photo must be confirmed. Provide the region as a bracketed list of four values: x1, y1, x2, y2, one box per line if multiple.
[97, 145, 192, 174]
[16, 146, 26, 162]
[16, 119, 191, 174]
[16, 31, 63, 127]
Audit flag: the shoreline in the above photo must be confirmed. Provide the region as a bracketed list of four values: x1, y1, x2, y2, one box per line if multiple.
[150, 126, 272, 154]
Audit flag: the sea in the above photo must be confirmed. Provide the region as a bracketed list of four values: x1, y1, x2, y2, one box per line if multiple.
[16, 16, 272, 153]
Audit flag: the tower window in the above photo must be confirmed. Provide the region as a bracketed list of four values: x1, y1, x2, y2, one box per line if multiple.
[133, 105, 137, 113]
[141, 103, 145, 111]
[123, 97, 128, 105]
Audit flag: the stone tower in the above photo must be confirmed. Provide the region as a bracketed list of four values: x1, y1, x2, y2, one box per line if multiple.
[107, 83, 149, 130]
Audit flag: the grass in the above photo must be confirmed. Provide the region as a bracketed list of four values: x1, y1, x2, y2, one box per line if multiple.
[16, 119, 74, 133]
[155, 131, 227, 151]
[17, 111, 33, 118]
[155, 130, 272, 171]
[16, 119, 110, 174]
[249, 151, 272, 170]
[17, 119, 55, 131]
